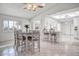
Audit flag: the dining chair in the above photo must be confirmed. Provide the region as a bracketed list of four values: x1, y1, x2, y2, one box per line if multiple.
[43, 28, 49, 41]
[50, 28, 57, 43]
[14, 30, 26, 55]
[32, 30, 40, 52]
[26, 30, 40, 54]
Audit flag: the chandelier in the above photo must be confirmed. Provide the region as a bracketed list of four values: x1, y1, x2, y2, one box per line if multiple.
[23, 3, 45, 11]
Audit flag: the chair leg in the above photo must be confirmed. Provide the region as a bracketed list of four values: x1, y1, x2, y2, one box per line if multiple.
[54, 35, 57, 43]
[32, 41, 34, 54]
[38, 40, 40, 52]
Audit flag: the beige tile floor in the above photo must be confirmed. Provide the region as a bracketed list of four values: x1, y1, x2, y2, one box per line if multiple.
[0, 39, 79, 56]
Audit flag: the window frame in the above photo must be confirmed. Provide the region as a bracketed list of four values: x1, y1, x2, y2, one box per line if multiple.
[3, 20, 21, 32]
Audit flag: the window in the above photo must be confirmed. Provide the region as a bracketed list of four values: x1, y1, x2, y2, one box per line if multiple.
[3, 20, 21, 32]
[33, 20, 40, 30]
[3, 20, 9, 31]
[45, 17, 61, 32]
[9, 21, 14, 30]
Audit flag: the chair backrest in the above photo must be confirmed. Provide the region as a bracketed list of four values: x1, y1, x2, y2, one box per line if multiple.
[50, 28, 55, 33]
[14, 29, 22, 40]
[43, 28, 47, 33]
[32, 30, 40, 40]
[29, 30, 33, 33]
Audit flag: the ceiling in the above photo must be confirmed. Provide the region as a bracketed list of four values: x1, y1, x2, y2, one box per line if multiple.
[0, 3, 56, 19]
[0, 3, 79, 20]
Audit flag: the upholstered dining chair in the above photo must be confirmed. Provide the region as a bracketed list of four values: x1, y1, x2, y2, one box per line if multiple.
[26, 30, 40, 54]
[14, 30, 26, 55]
[43, 28, 49, 41]
[32, 30, 40, 52]
[50, 28, 57, 43]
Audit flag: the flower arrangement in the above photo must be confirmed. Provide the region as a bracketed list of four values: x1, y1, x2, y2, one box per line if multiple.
[24, 25, 29, 28]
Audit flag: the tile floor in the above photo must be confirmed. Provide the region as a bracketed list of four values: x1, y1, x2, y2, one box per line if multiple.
[0, 39, 79, 56]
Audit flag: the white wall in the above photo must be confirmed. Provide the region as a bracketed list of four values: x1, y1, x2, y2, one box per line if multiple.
[60, 21, 73, 43]
[0, 14, 30, 42]
[60, 17, 79, 43]
[30, 14, 46, 40]
[73, 17, 79, 39]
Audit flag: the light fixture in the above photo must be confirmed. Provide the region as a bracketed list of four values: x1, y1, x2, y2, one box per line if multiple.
[51, 11, 79, 19]
[23, 3, 45, 11]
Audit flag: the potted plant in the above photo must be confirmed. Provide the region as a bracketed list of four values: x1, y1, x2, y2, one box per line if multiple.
[24, 25, 29, 32]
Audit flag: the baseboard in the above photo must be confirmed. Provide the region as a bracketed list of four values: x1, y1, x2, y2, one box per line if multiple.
[0, 39, 14, 43]
[0, 40, 14, 48]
